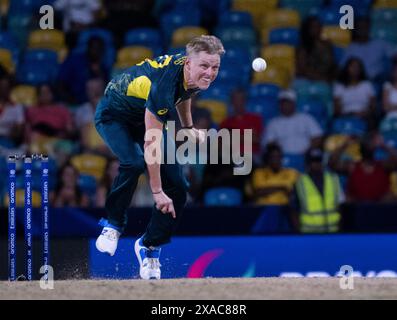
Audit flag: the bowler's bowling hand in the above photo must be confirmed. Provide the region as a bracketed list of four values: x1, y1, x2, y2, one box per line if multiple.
[153, 191, 176, 218]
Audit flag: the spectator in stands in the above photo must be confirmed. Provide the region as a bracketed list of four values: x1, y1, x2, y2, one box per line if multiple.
[220, 88, 263, 163]
[329, 133, 397, 202]
[0, 75, 24, 148]
[382, 63, 397, 119]
[296, 16, 336, 83]
[341, 16, 397, 84]
[262, 89, 323, 155]
[50, 162, 90, 207]
[333, 57, 376, 123]
[290, 148, 344, 233]
[75, 78, 108, 154]
[25, 84, 75, 142]
[95, 158, 119, 207]
[248, 143, 299, 206]
[58, 36, 109, 104]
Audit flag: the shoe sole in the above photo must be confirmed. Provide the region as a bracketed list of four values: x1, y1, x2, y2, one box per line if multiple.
[96, 237, 116, 256]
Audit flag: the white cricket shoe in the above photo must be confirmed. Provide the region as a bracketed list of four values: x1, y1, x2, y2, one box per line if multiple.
[134, 237, 161, 280]
[96, 227, 120, 256]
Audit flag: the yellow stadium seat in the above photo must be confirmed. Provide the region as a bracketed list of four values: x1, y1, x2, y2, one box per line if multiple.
[0, 0, 9, 15]
[321, 26, 351, 47]
[0, 48, 15, 73]
[261, 44, 295, 78]
[172, 26, 208, 47]
[115, 46, 153, 69]
[374, 0, 397, 8]
[324, 134, 361, 161]
[252, 64, 290, 88]
[70, 153, 107, 181]
[260, 9, 300, 43]
[28, 29, 66, 50]
[233, 0, 278, 30]
[196, 99, 228, 125]
[10, 85, 37, 107]
[4, 189, 42, 208]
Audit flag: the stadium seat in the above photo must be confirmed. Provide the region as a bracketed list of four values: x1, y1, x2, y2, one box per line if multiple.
[252, 65, 291, 88]
[261, 44, 295, 78]
[23, 48, 58, 65]
[216, 26, 257, 48]
[8, 0, 43, 15]
[380, 117, 397, 135]
[160, 9, 201, 43]
[268, 27, 299, 46]
[78, 174, 97, 197]
[319, 6, 343, 26]
[333, 46, 345, 65]
[10, 85, 37, 107]
[16, 63, 57, 85]
[282, 154, 305, 172]
[115, 46, 154, 69]
[371, 26, 397, 43]
[0, 48, 15, 73]
[262, 9, 301, 29]
[196, 99, 228, 125]
[221, 47, 252, 87]
[297, 100, 328, 129]
[218, 11, 253, 28]
[70, 154, 107, 181]
[294, 80, 332, 107]
[8, 14, 33, 47]
[249, 83, 280, 100]
[171, 26, 208, 47]
[0, 0, 9, 15]
[232, 0, 278, 29]
[204, 187, 243, 206]
[371, 8, 397, 27]
[246, 97, 279, 124]
[280, 0, 321, 18]
[324, 134, 361, 161]
[198, 82, 233, 103]
[124, 28, 162, 47]
[321, 26, 352, 47]
[332, 117, 367, 136]
[374, 0, 397, 9]
[28, 29, 65, 50]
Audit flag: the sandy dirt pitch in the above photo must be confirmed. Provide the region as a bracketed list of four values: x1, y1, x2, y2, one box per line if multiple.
[1, 277, 397, 300]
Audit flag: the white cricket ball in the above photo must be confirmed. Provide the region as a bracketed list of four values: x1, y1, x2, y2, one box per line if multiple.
[252, 57, 267, 72]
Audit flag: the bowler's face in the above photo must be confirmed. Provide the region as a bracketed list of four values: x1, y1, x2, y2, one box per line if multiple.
[186, 52, 220, 90]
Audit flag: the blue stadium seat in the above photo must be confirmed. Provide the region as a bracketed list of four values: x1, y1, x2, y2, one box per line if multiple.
[246, 97, 279, 123]
[332, 117, 367, 136]
[294, 80, 332, 106]
[297, 100, 328, 129]
[218, 11, 253, 28]
[249, 83, 280, 100]
[372, 8, 397, 27]
[333, 46, 344, 65]
[217, 62, 249, 88]
[371, 26, 397, 43]
[16, 63, 58, 85]
[282, 154, 305, 172]
[269, 27, 299, 46]
[216, 26, 256, 48]
[280, 0, 321, 18]
[204, 187, 242, 206]
[8, 14, 33, 47]
[319, 6, 342, 25]
[198, 82, 232, 103]
[221, 47, 252, 87]
[75, 28, 115, 69]
[9, 0, 44, 15]
[380, 117, 397, 135]
[23, 49, 58, 65]
[160, 9, 201, 43]
[78, 174, 97, 197]
[124, 28, 162, 51]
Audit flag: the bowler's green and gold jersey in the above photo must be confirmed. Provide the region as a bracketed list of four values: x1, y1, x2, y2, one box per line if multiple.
[99, 53, 200, 125]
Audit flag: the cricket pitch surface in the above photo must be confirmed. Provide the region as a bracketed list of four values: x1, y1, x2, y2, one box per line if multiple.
[1, 277, 396, 299]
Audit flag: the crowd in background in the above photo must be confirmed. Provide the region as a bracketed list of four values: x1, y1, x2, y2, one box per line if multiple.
[1, 0, 397, 218]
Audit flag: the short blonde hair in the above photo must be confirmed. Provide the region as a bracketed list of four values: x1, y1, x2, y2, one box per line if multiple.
[186, 35, 225, 57]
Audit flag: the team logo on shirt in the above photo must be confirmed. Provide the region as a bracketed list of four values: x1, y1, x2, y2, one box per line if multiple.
[157, 108, 168, 115]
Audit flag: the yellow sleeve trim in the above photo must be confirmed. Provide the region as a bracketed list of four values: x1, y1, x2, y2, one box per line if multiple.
[126, 75, 152, 100]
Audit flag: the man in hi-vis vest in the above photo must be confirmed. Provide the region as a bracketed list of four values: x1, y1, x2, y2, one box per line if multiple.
[290, 148, 345, 233]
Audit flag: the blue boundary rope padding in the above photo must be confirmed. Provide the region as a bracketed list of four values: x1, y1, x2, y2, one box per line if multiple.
[41, 155, 50, 281]
[24, 156, 33, 281]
